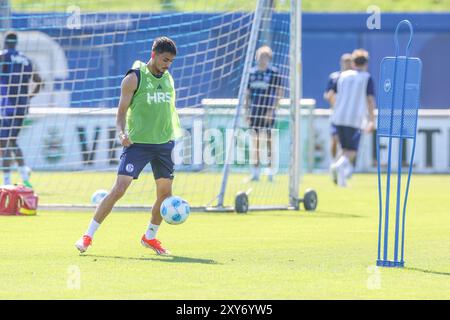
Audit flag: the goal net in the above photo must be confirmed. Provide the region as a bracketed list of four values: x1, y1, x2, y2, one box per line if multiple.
[0, 0, 313, 211]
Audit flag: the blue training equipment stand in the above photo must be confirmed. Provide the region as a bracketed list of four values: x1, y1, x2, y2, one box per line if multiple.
[376, 20, 422, 268]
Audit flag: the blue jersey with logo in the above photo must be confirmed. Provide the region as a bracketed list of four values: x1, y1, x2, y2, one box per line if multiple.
[247, 65, 282, 114]
[0, 49, 33, 115]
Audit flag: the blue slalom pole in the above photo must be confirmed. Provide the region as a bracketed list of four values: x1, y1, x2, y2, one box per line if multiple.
[382, 55, 399, 263]
[376, 19, 422, 267]
[376, 135, 383, 262]
[393, 20, 412, 263]
[400, 138, 417, 263]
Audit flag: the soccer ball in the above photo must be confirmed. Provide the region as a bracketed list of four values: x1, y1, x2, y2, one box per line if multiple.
[160, 196, 190, 225]
[91, 189, 108, 205]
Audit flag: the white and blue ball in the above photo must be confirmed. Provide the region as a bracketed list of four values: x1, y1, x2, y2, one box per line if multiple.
[160, 196, 190, 225]
[91, 189, 108, 205]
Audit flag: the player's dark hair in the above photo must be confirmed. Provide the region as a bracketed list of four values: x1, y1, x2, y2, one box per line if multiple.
[152, 36, 177, 56]
[4, 31, 18, 48]
[352, 49, 369, 66]
[354, 56, 368, 66]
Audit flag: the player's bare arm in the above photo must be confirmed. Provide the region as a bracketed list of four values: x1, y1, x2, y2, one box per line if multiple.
[116, 72, 137, 147]
[30, 72, 43, 98]
[366, 94, 376, 132]
[323, 90, 332, 104]
[274, 86, 284, 109]
[327, 90, 337, 107]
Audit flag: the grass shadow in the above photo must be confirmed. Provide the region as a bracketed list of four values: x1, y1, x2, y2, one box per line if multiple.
[81, 254, 220, 265]
[242, 210, 365, 219]
[303, 210, 364, 218]
[404, 267, 450, 277]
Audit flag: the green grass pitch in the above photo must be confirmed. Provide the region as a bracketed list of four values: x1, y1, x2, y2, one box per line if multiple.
[0, 173, 449, 299]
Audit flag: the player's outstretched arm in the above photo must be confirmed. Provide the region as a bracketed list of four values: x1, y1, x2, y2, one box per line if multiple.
[116, 72, 137, 147]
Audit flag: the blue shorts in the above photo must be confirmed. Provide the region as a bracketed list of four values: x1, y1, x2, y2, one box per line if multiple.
[335, 125, 361, 151]
[0, 116, 25, 138]
[0, 106, 27, 138]
[249, 106, 275, 129]
[118, 141, 175, 180]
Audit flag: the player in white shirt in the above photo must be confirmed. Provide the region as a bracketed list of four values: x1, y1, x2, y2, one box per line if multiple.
[329, 49, 376, 187]
[323, 53, 352, 175]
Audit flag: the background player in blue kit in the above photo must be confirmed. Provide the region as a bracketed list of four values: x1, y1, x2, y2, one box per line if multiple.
[245, 45, 283, 182]
[0, 31, 42, 187]
[329, 49, 376, 187]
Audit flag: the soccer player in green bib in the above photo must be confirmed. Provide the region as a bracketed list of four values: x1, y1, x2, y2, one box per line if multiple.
[76, 37, 182, 255]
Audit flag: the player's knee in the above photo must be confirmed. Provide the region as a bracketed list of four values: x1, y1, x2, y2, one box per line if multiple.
[110, 184, 128, 199]
[159, 191, 171, 201]
[157, 188, 171, 201]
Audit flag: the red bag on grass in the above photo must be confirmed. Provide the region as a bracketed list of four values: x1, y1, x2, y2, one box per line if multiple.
[0, 185, 38, 216]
